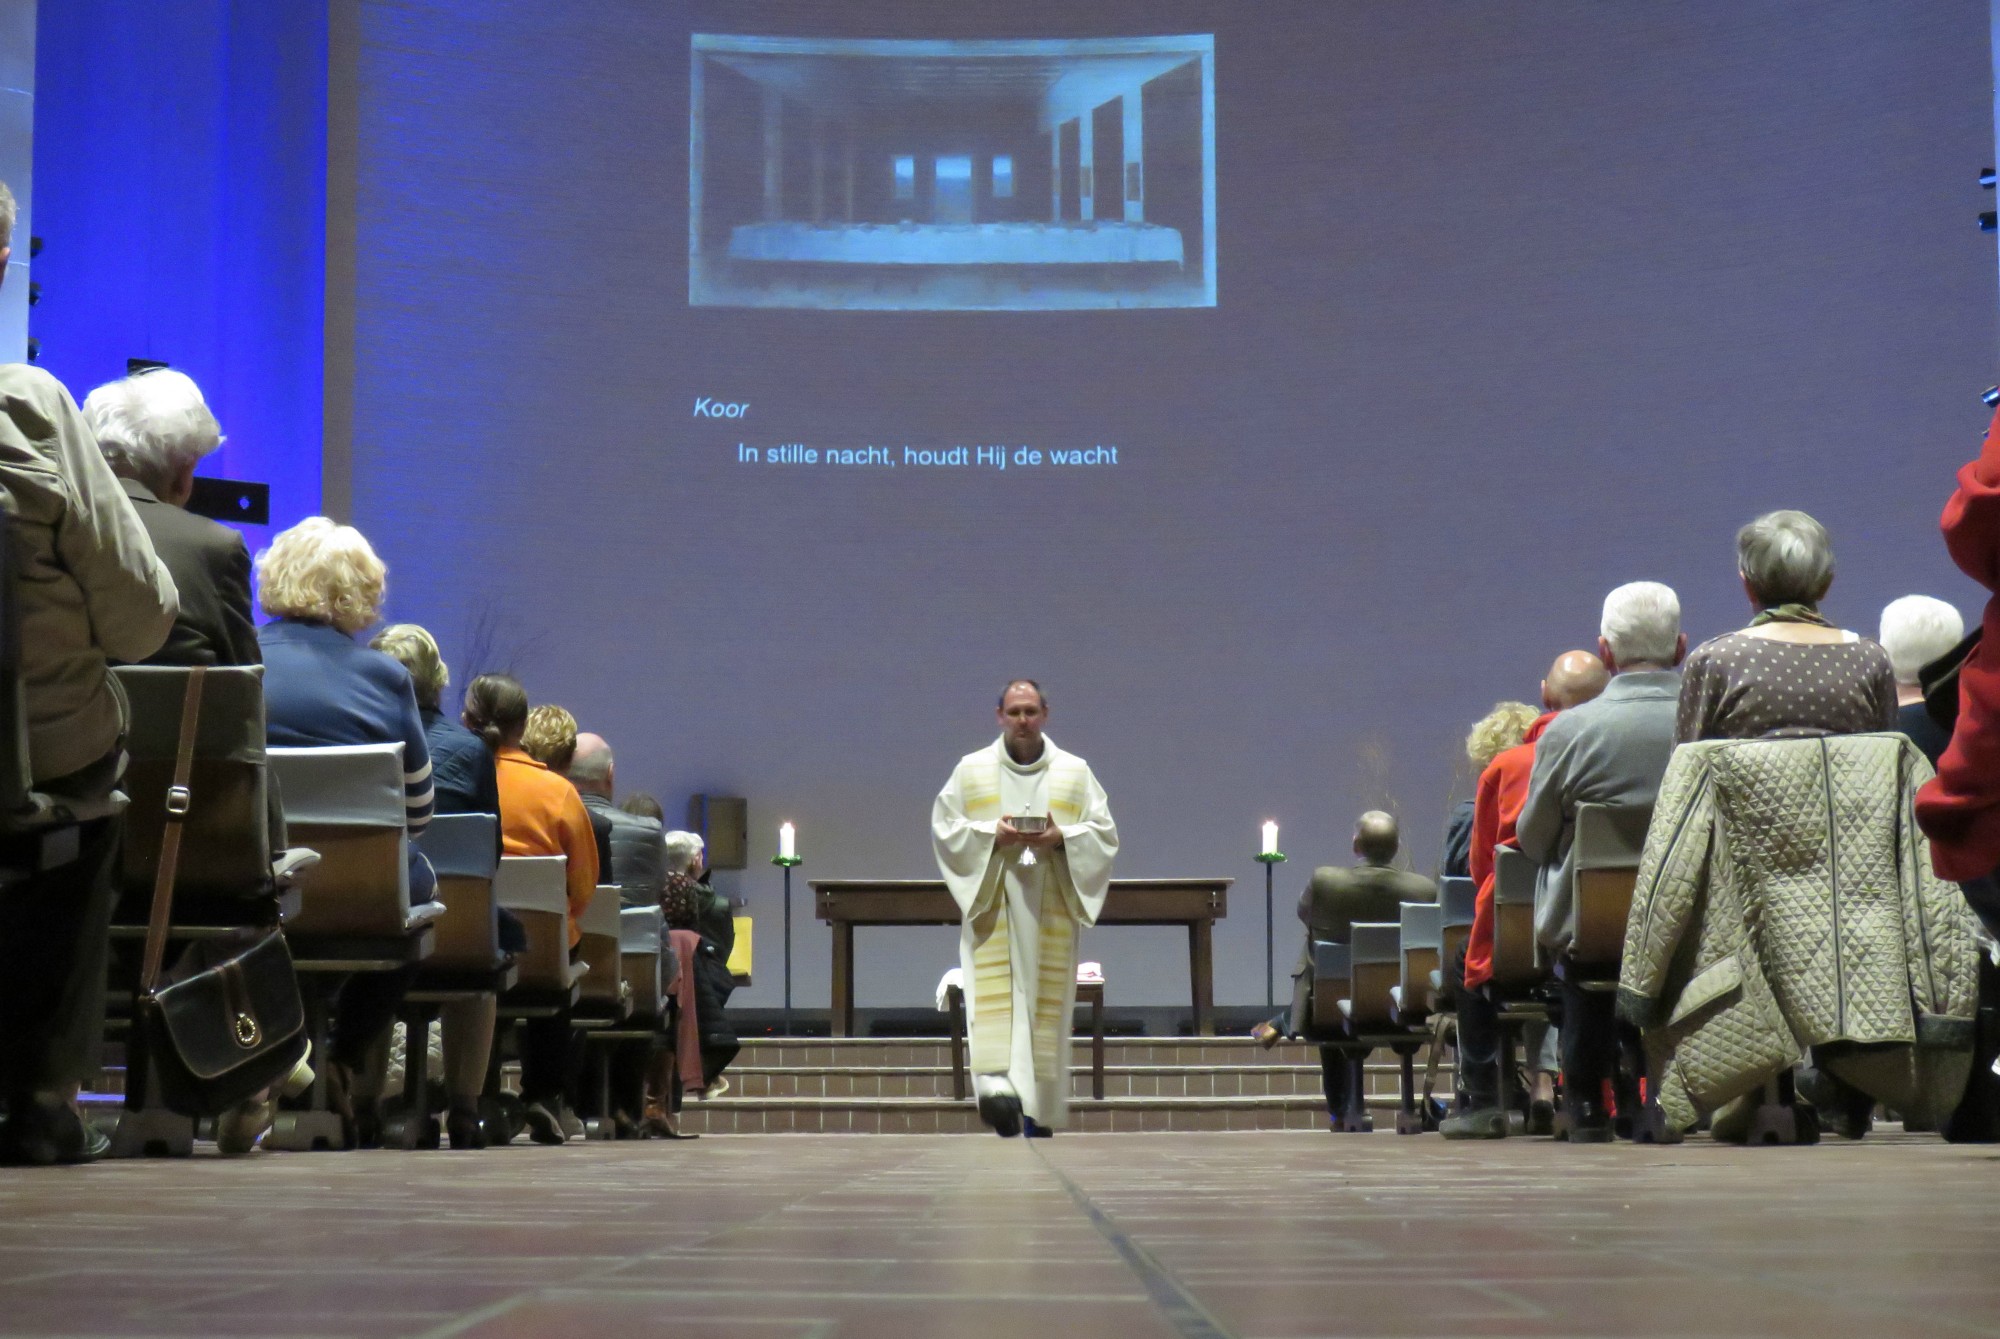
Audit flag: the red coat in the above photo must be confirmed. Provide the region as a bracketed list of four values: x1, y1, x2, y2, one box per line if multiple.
[1916, 405, 2000, 880]
[1464, 711, 1555, 988]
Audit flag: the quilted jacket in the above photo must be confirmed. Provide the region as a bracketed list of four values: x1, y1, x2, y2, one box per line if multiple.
[1618, 733, 1979, 1132]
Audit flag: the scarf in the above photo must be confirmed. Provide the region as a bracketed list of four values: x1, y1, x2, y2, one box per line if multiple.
[1750, 603, 1831, 627]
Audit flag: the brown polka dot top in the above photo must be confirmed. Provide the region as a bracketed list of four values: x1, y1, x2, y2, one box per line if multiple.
[1675, 630, 1898, 744]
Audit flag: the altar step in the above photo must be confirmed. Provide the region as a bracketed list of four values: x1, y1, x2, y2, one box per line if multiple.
[680, 1035, 1440, 1135]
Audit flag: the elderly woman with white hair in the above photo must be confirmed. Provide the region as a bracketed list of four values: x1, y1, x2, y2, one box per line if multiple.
[1878, 595, 1966, 765]
[656, 831, 739, 1108]
[257, 517, 434, 1146]
[1676, 509, 1897, 743]
[81, 368, 259, 667]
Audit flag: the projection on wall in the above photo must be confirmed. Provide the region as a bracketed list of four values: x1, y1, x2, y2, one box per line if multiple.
[688, 34, 1217, 311]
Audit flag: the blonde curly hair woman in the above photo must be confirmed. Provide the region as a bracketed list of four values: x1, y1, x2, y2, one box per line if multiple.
[1443, 702, 1539, 877]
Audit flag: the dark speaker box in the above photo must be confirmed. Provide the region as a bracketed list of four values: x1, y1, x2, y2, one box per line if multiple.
[687, 794, 748, 870]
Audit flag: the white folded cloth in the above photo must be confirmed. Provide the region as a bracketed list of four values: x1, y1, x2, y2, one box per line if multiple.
[935, 966, 964, 1012]
[1076, 961, 1104, 984]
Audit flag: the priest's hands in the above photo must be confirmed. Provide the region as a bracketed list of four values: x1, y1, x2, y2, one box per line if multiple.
[998, 817, 1063, 850]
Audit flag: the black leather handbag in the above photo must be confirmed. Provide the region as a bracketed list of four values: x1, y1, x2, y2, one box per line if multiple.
[131, 667, 309, 1117]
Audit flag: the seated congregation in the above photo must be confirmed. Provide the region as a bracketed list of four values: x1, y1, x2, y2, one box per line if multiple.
[0, 354, 739, 1163]
[1261, 516, 2000, 1145]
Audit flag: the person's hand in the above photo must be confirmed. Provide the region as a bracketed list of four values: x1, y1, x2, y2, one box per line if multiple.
[995, 817, 1025, 848]
[1020, 822, 1064, 851]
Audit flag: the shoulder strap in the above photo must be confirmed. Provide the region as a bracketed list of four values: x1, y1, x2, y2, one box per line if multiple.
[139, 666, 206, 994]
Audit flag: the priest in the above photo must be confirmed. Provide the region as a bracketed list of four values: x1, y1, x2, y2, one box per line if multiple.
[932, 680, 1118, 1136]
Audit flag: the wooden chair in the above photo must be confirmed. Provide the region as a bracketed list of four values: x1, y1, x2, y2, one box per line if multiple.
[1489, 846, 1552, 1124]
[395, 814, 516, 1146]
[568, 886, 637, 1139]
[1397, 901, 1443, 1019]
[494, 855, 585, 1005]
[105, 666, 318, 1157]
[1569, 803, 1650, 970]
[266, 743, 444, 1151]
[1566, 802, 1669, 1141]
[1339, 922, 1432, 1134]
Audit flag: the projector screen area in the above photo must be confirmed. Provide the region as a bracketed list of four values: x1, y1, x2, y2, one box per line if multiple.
[345, 0, 1996, 1011]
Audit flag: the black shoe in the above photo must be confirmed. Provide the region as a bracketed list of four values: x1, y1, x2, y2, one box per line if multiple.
[0, 1094, 100, 1166]
[445, 1105, 486, 1150]
[1565, 1101, 1614, 1144]
[1527, 1098, 1556, 1137]
[977, 1090, 1023, 1138]
[523, 1101, 567, 1146]
[1023, 1117, 1054, 1138]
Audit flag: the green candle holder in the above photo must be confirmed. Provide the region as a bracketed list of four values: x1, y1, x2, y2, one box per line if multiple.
[772, 855, 803, 868]
[1254, 851, 1287, 865]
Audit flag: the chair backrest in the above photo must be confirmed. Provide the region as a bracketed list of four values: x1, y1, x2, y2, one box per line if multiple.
[271, 742, 409, 935]
[116, 665, 273, 901]
[620, 905, 664, 1018]
[1347, 922, 1401, 1027]
[1310, 939, 1351, 1031]
[494, 854, 572, 991]
[415, 813, 499, 880]
[1438, 875, 1476, 979]
[1399, 900, 1443, 1004]
[1490, 845, 1541, 990]
[578, 884, 624, 1006]
[416, 814, 502, 969]
[1570, 802, 1651, 964]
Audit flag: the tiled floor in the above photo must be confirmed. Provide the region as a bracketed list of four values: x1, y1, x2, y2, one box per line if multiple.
[2, 1130, 1998, 1338]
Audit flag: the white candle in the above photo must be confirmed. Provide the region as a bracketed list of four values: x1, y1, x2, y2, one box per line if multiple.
[779, 821, 796, 861]
[1261, 820, 1279, 856]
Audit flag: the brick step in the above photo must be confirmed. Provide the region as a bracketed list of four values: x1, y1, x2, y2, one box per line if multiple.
[735, 1037, 1380, 1068]
[677, 1093, 1387, 1135]
[729, 1064, 1336, 1100]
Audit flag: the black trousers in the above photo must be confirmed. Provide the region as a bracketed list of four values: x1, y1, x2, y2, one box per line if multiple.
[1559, 975, 1619, 1113]
[1316, 1046, 1351, 1119]
[329, 963, 419, 1073]
[1449, 942, 1502, 1109]
[0, 812, 120, 1098]
[519, 1010, 580, 1105]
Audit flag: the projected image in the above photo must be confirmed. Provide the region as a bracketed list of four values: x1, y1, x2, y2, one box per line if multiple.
[689, 35, 1216, 311]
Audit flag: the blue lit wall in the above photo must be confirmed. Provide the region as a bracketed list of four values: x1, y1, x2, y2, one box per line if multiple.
[30, 0, 325, 552]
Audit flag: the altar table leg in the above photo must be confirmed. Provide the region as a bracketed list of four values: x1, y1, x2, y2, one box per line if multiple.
[1190, 919, 1215, 1036]
[831, 921, 854, 1037]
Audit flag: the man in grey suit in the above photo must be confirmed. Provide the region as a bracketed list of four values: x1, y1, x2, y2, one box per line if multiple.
[570, 733, 666, 907]
[1517, 581, 1683, 1140]
[1261, 812, 1435, 1125]
[82, 369, 260, 668]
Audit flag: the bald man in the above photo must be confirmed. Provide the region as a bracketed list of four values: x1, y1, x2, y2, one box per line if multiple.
[570, 733, 666, 908]
[1442, 650, 1607, 1139]
[1269, 812, 1437, 1129]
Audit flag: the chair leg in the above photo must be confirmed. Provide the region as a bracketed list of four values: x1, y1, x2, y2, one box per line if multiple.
[266, 983, 348, 1152]
[1394, 1044, 1426, 1134]
[109, 1049, 194, 1158]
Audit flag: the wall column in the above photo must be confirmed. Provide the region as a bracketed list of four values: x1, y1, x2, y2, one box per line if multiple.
[1050, 125, 1062, 220]
[1078, 110, 1094, 221]
[1121, 90, 1143, 222]
[761, 86, 783, 221]
[809, 114, 825, 222]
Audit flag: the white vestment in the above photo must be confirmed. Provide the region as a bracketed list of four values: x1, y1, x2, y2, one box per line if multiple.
[931, 736, 1117, 1127]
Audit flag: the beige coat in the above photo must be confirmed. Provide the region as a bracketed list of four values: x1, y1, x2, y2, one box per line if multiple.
[0, 365, 176, 782]
[1619, 734, 1979, 1132]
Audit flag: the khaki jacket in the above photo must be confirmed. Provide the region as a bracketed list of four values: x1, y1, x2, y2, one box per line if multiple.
[0, 366, 177, 781]
[1619, 734, 1979, 1131]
